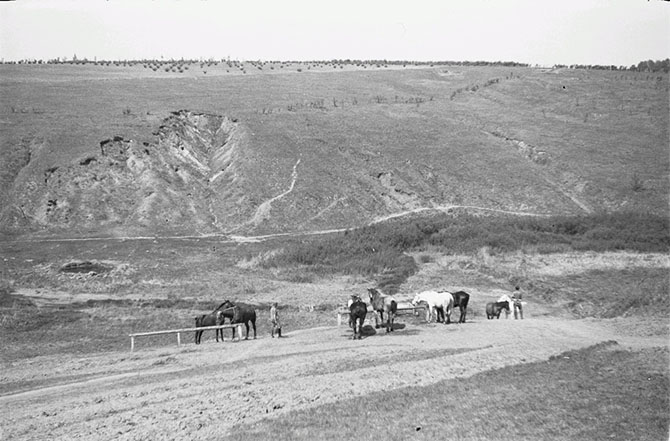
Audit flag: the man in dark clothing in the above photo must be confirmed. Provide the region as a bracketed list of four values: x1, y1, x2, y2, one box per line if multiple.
[512, 286, 523, 319]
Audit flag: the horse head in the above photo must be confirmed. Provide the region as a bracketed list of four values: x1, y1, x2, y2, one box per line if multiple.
[217, 299, 234, 310]
[232, 306, 242, 322]
[411, 293, 422, 306]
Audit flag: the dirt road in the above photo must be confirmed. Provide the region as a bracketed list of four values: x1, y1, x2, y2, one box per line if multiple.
[1, 312, 666, 441]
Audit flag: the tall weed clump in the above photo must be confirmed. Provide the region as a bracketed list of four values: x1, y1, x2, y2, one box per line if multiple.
[428, 212, 669, 254]
[259, 222, 424, 290]
[261, 212, 669, 287]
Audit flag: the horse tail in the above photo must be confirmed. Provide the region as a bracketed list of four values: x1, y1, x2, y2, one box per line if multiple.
[390, 300, 397, 316]
[463, 293, 470, 308]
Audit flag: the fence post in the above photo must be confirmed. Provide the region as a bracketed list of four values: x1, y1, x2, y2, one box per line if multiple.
[237, 324, 243, 341]
[337, 312, 342, 326]
[177, 332, 181, 346]
[130, 336, 135, 352]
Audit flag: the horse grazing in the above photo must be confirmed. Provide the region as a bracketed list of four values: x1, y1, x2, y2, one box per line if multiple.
[349, 297, 367, 340]
[449, 290, 470, 323]
[368, 288, 397, 333]
[217, 300, 257, 340]
[412, 291, 454, 324]
[194, 310, 225, 344]
[486, 301, 510, 319]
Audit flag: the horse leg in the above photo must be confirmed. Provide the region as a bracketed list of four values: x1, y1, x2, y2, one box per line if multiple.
[252, 321, 257, 339]
[436, 307, 444, 323]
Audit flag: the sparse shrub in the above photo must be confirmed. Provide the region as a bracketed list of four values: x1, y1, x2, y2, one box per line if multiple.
[631, 173, 644, 192]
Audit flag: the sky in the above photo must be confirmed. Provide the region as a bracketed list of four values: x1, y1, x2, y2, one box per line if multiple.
[0, 0, 668, 66]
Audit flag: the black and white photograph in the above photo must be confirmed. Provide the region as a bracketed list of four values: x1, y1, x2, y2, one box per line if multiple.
[1, 1, 668, 439]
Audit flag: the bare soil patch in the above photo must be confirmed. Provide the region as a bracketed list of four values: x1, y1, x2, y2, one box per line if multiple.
[1, 310, 666, 440]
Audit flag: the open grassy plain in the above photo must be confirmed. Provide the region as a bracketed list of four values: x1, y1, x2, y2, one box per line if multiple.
[0, 64, 668, 440]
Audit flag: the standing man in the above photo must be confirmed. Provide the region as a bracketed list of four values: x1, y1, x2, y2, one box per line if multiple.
[270, 302, 282, 338]
[512, 286, 523, 319]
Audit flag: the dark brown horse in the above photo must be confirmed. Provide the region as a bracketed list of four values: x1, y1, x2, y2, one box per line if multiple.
[486, 301, 510, 319]
[450, 290, 471, 323]
[217, 300, 256, 340]
[434, 290, 471, 323]
[349, 297, 367, 340]
[194, 310, 225, 344]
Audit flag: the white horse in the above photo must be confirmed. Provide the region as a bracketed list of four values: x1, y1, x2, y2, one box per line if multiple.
[412, 291, 454, 324]
[497, 294, 512, 318]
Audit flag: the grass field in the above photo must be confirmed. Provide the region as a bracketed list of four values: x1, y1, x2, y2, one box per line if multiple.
[1, 64, 667, 236]
[227, 342, 669, 441]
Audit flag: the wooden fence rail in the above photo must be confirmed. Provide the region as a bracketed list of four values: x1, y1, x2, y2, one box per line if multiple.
[129, 324, 244, 351]
[336, 305, 427, 326]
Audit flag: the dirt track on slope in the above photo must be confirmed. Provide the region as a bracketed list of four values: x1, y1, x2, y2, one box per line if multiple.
[1, 311, 666, 441]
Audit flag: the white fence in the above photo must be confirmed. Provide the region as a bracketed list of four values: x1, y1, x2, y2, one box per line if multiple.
[129, 323, 244, 351]
[336, 304, 427, 326]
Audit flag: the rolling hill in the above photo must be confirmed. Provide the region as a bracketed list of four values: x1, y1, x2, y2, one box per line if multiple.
[0, 64, 667, 238]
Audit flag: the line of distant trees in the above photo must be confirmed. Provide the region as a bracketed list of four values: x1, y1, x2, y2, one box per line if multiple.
[1, 57, 667, 73]
[553, 58, 670, 73]
[0, 57, 529, 68]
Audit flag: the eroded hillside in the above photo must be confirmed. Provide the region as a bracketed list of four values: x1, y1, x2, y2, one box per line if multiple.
[0, 111, 251, 235]
[0, 66, 667, 237]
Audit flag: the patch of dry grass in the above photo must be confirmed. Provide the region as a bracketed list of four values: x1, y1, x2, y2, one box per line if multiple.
[228, 342, 669, 441]
[407, 250, 670, 319]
